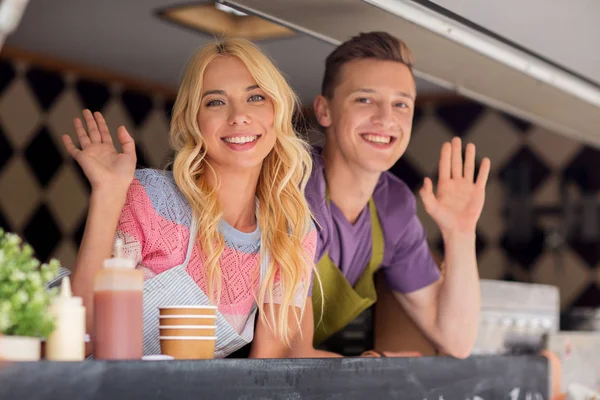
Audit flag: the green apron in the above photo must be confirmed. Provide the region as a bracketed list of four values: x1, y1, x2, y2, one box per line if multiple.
[312, 197, 384, 345]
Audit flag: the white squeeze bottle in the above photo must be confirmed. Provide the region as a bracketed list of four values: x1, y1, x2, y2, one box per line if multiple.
[46, 276, 86, 361]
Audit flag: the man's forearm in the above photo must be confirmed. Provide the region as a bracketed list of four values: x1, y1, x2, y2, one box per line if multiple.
[436, 231, 480, 358]
[288, 346, 343, 358]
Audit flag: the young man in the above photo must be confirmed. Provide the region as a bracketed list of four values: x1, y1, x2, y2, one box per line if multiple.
[291, 32, 490, 359]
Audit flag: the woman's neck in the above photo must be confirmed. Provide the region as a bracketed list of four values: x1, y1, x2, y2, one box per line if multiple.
[205, 164, 261, 233]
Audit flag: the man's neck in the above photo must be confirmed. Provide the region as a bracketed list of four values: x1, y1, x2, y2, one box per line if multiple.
[322, 144, 381, 224]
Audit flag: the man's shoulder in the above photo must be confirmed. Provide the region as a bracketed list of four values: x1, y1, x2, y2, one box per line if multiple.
[305, 148, 327, 208]
[374, 171, 418, 216]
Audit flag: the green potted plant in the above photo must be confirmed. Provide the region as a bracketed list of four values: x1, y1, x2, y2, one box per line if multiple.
[0, 228, 60, 361]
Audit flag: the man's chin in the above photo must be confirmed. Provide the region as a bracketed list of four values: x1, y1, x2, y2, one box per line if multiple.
[355, 144, 406, 172]
[356, 157, 398, 174]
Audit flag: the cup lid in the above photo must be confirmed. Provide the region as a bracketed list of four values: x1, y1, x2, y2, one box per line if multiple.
[159, 336, 217, 340]
[159, 325, 215, 329]
[159, 305, 217, 309]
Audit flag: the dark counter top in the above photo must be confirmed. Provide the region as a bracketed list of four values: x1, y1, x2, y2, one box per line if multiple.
[0, 355, 548, 400]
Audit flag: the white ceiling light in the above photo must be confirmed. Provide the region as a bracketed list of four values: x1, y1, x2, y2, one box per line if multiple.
[157, 2, 294, 41]
[214, 3, 247, 16]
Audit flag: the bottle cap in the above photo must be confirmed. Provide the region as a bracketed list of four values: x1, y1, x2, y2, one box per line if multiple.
[53, 276, 83, 307]
[103, 238, 136, 269]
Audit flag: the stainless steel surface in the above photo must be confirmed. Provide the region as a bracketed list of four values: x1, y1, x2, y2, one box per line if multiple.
[547, 332, 600, 393]
[223, 0, 600, 147]
[563, 308, 600, 332]
[476, 280, 559, 355]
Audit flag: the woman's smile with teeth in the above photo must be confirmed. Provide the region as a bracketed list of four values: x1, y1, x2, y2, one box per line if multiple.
[361, 134, 392, 144]
[222, 135, 260, 144]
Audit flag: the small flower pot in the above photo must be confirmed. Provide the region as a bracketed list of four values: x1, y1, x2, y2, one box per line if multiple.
[0, 335, 41, 361]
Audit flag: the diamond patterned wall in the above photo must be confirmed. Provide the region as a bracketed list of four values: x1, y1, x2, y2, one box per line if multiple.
[0, 55, 173, 272]
[408, 103, 600, 314]
[1, 51, 600, 333]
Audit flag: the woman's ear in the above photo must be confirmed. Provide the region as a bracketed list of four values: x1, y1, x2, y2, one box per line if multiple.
[313, 95, 332, 128]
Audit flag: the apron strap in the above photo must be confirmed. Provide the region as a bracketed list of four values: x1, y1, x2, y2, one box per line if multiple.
[324, 183, 384, 277]
[184, 217, 199, 268]
[354, 198, 384, 294]
[312, 189, 386, 344]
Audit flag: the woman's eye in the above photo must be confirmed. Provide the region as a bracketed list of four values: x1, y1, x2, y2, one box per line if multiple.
[206, 99, 225, 107]
[249, 94, 265, 102]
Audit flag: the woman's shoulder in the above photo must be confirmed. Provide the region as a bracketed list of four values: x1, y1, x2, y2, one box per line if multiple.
[129, 169, 192, 227]
[133, 168, 177, 189]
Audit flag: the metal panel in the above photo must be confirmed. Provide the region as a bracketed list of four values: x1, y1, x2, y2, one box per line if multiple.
[223, 0, 600, 147]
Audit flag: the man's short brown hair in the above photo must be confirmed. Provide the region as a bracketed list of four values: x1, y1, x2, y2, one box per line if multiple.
[321, 31, 414, 98]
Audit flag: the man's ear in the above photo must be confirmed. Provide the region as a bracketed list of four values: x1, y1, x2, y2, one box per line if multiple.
[313, 95, 332, 128]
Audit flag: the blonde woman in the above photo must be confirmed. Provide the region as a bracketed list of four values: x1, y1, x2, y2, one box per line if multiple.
[59, 38, 317, 358]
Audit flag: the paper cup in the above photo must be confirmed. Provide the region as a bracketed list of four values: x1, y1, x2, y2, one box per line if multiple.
[160, 336, 216, 360]
[159, 305, 217, 316]
[159, 325, 216, 337]
[159, 315, 216, 326]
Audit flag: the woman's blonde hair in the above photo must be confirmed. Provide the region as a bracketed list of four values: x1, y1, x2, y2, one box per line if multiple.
[169, 37, 315, 346]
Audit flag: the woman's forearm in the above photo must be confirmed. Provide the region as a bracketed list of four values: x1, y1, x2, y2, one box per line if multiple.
[71, 189, 128, 340]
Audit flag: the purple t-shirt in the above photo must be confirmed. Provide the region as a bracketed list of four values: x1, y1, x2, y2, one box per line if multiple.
[305, 149, 440, 293]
